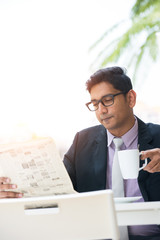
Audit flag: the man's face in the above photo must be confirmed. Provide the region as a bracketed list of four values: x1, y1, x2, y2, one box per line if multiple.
[90, 81, 136, 136]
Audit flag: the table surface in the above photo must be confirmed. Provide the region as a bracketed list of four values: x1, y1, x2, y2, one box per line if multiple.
[115, 201, 160, 226]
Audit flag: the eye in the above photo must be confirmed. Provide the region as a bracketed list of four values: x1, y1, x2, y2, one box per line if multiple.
[101, 95, 114, 107]
[102, 96, 113, 104]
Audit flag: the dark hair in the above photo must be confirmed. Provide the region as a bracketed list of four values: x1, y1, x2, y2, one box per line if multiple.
[86, 66, 133, 93]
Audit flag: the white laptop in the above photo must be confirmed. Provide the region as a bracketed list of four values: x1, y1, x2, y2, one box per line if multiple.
[0, 189, 119, 240]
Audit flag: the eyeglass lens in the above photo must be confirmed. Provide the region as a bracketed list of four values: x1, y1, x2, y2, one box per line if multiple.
[89, 95, 114, 111]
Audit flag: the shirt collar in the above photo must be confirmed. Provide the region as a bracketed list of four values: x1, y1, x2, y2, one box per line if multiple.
[107, 117, 138, 148]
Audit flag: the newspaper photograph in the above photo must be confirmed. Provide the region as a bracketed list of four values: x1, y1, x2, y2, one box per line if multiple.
[0, 137, 76, 197]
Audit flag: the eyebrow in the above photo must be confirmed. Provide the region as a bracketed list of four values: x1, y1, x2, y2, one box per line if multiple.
[91, 93, 114, 102]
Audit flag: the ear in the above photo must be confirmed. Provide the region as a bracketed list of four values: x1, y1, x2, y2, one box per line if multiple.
[126, 90, 136, 108]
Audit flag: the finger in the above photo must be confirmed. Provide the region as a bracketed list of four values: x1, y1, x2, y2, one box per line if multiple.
[144, 159, 157, 169]
[0, 183, 17, 191]
[140, 149, 160, 160]
[144, 160, 160, 172]
[0, 191, 23, 198]
[140, 151, 153, 160]
[0, 177, 11, 184]
[144, 163, 160, 173]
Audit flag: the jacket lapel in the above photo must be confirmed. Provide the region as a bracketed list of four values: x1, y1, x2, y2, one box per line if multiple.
[138, 117, 154, 157]
[137, 117, 154, 200]
[93, 125, 108, 189]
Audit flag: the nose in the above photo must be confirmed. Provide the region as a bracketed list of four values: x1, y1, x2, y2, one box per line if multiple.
[97, 102, 108, 113]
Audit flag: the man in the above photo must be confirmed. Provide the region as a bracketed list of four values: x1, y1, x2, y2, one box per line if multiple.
[63, 66, 160, 240]
[1, 66, 160, 237]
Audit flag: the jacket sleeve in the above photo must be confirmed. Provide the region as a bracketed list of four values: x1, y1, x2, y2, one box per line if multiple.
[63, 133, 78, 190]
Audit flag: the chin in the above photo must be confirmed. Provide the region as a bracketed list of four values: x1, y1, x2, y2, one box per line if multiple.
[103, 123, 113, 130]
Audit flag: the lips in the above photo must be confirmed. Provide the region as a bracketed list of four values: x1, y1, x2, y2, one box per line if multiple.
[101, 116, 113, 123]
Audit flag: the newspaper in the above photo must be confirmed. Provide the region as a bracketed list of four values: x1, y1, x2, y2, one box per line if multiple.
[0, 137, 76, 197]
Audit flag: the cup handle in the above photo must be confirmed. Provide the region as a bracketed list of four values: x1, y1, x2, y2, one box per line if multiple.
[139, 156, 148, 171]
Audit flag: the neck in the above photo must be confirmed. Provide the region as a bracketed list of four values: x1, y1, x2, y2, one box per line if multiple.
[109, 115, 136, 137]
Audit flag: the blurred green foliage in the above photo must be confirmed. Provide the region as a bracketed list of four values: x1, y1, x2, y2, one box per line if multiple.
[90, 0, 160, 82]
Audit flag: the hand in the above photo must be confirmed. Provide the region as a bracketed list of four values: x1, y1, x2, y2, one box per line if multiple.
[141, 148, 160, 173]
[0, 177, 23, 198]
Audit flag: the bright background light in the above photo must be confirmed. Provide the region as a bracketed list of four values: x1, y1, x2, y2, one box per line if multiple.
[0, 0, 160, 155]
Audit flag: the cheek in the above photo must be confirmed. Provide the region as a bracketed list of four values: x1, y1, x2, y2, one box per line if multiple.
[116, 104, 130, 118]
[112, 102, 128, 117]
[95, 112, 101, 122]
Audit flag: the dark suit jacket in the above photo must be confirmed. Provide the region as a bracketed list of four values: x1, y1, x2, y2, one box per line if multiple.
[63, 117, 160, 201]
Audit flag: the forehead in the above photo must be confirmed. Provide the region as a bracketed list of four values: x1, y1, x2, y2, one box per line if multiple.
[90, 82, 117, 100]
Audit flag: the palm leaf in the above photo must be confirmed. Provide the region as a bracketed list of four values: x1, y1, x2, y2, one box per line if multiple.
[89, 20, 127, 52]
[133, 31, 159, 81]
[131, 0, 160, 17]
[89, 0, 160, 82]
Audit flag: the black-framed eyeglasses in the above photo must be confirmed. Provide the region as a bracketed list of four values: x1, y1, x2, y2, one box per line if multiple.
[86, 91, 127, 111]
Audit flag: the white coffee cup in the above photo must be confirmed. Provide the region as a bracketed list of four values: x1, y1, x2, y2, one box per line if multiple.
[118, 149, 148, 179]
